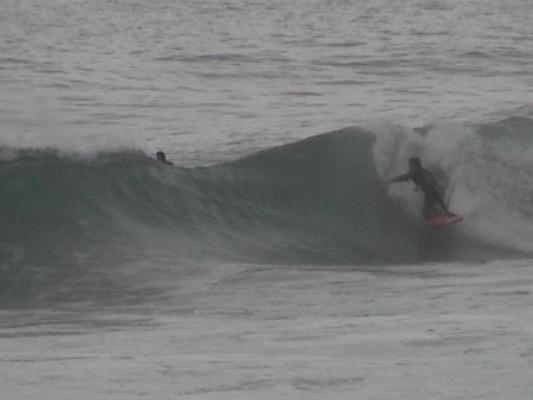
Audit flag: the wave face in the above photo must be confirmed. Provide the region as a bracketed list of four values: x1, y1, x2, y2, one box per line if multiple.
[2, 117, 533, 305]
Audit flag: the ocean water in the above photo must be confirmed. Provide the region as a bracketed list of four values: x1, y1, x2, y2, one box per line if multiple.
[1, 0, 533, 398]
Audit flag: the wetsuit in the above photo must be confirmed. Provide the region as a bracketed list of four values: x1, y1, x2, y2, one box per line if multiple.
[391, 168, 449, 218]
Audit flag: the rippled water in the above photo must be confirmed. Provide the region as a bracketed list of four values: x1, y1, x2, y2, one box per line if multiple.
[2, 1, 533, 399]
[2, 0, 533, 163]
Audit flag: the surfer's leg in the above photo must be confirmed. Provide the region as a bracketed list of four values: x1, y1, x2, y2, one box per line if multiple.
[422, 194, 437, 219]
[434, 191, 451, 215]
[428, 187, 451, 216]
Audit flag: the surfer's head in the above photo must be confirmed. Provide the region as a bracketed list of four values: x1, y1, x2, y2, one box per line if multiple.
[408, 157, 421, 173]
[156, 151, 174, 166]
[156, 151, 167, 163]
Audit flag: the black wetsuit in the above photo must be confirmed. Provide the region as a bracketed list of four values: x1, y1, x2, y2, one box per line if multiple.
[392, 168, 449, 218]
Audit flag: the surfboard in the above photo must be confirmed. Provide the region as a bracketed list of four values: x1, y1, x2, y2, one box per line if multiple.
[425, 213, 463, 226]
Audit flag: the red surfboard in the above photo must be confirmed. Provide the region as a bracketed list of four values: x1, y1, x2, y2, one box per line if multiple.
[425, 213, 463, 226]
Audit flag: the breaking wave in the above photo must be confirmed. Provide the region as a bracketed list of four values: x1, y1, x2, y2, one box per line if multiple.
[2, 116, 533, 305]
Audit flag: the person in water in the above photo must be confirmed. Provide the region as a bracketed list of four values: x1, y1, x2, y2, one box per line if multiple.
[156, 151, 173, 165]
[389, 157, 453, 219]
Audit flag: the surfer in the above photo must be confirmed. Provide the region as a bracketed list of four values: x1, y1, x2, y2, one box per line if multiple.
[388, 157, 453, 219]
[156, 151, 173, 166]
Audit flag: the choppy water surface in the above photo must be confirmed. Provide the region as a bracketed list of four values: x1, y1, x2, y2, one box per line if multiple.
[2, 1, 533, 399]
[1, 0, 533, 162]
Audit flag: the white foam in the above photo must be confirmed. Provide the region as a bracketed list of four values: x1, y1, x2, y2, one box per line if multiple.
[371, 119, 533, 252]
